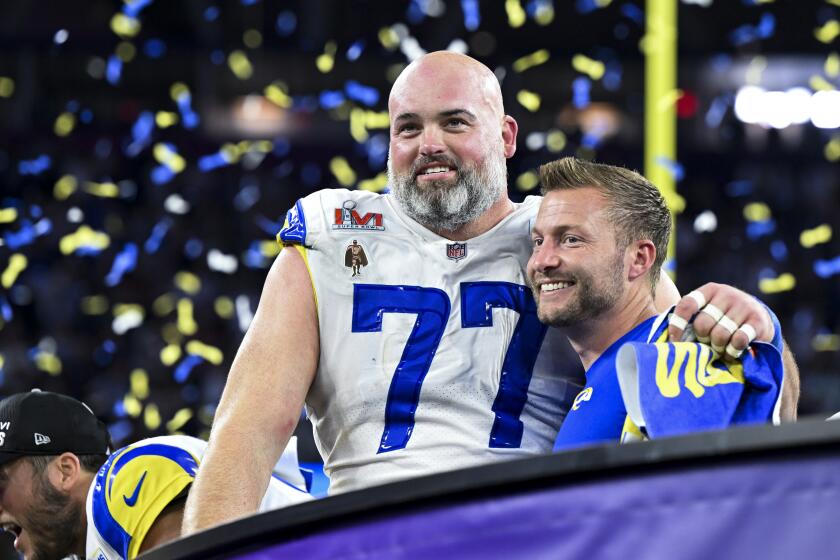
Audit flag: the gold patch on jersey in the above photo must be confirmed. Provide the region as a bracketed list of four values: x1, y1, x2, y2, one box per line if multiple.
[345, 240, 369, 278]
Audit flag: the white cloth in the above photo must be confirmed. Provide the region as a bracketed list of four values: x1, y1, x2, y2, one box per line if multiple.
[281, 189, 584, 494]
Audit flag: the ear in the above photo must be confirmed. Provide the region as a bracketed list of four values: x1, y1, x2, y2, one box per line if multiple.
[501, 115, 518, 158]
[626, 240, 656, 282]
[48, 452, 83, 492]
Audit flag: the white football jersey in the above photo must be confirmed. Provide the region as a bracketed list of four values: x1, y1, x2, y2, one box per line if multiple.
[279, 189, 584, 494]
[85, 435, 310, 559]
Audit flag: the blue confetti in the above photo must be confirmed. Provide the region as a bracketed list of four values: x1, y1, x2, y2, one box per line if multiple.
[572, 77, 591, 109]
[198, 151, 230, 172]
[210, 49, 225, 65]
[364, 133, 389, 168]
[106, 243, 139, 287]
[814, 255, 840, 278]
[241, 0, 259, 5]
[33, 218, 51, 236]
[79, 109, 94, 123]
[461, 0, 481, 31]
[346, 40, 365, 61]
[144, 218, 172, 254]
[705, 94, 732, 128]
[406, 0, 426, 24]
[273, 161, 294, 178]
[0, 295, 12, 322]
[255, 215, 284, 236]
[234, 184, 261, 212]
[29, 205, 42, 219]
[144, 38, 166, 58]
[243, 241, 267, 268]
[181, 384, 201, 403]
[603, 61, 622, 91]
[345, 81, 380, 107]
[106, 55, 122, 85]
[3, 221, 37, 249]
[18, 155, 51, 176]
[93, 339, 117, 367]
[184, 238, 203, 259]
[174, 90, 200, 129]
[654, 156, 685, 182]
[746, 219, 776, 240]
[725, 180, 753, 197]
[174, 354, 204, 383]
[576, 0, 599, 14]
[581, 132, 602, 149]
[276, 11, 297, 36]
[614, 22, 629, 40]
[66, 100, 80, 112]
[729, 13, 775, 46]
[710, 53, 733, 73]
[273, 137, 291, 157]
[301, 162, 322, 186]
[204, 5, 219, 21]
[122, 0, 153, 18]
[620, 2, 643, 24]
[151, 164, 176, 185]
[126, 111, 155, 157]
[319, 90, 345, 110]
[770, 240, 788, 261]
[108, 420, 133, 442]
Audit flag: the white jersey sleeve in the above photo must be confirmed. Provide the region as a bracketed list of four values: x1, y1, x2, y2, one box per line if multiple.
[85, 435, 311, 559]
[278, 189, 584, 494]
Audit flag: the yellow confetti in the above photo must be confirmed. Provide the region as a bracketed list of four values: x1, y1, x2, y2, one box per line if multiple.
[815, 20, 840, 44]
[260, 240, 282, 258]
[316, 41, 337, 73]
[505, 0, 527, 28]
[0, 77, 14, 98]
[116, 41, 136, 62]
[378, 27, 400, 50]
[153, 293, 175, 316]
[54, 112, 76, 137]
[349, 108, 390, 143]
[110, 13, 141, 38]
[243, 29, 262, 49]
[174, 271, 201, 294]
[743, 202, 771, 222]
[167, 408, 193, 432]
[54, 175, 78, 200]
[123, 394, 142, 417]
[745, 56, 767, 85]
[161, 324, 182, 346]
[84, 181, 120, 198]
[35, 351, 62, 376]
[516, 171, 539, 191]
[170, 82, 190, 102]
[359, 172, 388, 192]
[131, 368, 149, 399]
[153, 143, 186, 173]
[144, 403, 161, 430]
[758, 273, 796, 294]
[177, 298, 198, 336]
[0, 354, 4, 369]
[155, 111, 178, 128]
[826, 52, 840, 78]
[0, 208, 17, 223]
[160, 344, 182, 366]
[825, 137, 840, 162]
[800, 224, 832, 248]
[2, 254, 27, 288]
[114, 303, 144, 318]
[534, 2, 555, 25]
[812, 334, 840, 352]
[516, 90, 541, 112]
[330, 157, 357, 187]
[186, 340, 224, 365]
[228, 50, 253, 80]
[828, 0, 840, 6]
[81, 295, 109, 315]
[214, 296, 234, 319]
[572, 54, 605, 80]
[546, 130, 567, 153]
[512, 50, 550, 73]
[810, 75, 836, 91]
[220, 142, 244, 164]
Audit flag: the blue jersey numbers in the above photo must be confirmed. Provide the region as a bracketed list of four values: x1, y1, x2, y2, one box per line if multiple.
[352, 282, 546, 454]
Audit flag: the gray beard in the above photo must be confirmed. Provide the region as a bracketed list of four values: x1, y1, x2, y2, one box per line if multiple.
[387, 152, 507, 233]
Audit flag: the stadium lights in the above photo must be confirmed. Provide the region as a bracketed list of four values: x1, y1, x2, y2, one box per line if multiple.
[733, 86, 840, 129]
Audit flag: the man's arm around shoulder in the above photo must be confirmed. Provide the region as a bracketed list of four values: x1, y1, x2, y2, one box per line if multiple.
[182, 247, 319, 533]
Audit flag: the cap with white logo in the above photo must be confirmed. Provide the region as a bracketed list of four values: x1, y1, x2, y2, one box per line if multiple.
[0, 390, 112, 466]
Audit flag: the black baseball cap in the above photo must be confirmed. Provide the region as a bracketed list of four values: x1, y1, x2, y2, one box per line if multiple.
[0, 390, 112, 466]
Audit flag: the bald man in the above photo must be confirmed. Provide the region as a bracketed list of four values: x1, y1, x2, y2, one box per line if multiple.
[184, 52, 791, 532]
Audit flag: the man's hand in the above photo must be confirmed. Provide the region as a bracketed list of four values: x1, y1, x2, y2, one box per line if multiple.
[666, 282, 774, 358]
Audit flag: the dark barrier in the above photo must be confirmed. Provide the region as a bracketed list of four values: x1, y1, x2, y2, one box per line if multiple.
[145, 419, 840, 559]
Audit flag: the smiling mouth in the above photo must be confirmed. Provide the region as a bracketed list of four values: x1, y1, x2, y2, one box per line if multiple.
[417, 165, 454, 177]
[540, 281, 575, 292]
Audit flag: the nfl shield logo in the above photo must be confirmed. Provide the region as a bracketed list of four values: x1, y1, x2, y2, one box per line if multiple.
[446, 242, 467, 262]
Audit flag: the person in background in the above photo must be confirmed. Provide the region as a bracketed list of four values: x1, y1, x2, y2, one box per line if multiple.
[0, 390, 309, 560]
[527, 157, 789, 450]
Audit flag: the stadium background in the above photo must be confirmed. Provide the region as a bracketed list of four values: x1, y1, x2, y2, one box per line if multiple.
[0, 1, 838, 550]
